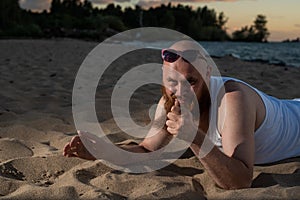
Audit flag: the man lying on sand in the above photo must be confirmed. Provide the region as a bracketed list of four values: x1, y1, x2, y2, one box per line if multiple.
[64, 40, 300, 190]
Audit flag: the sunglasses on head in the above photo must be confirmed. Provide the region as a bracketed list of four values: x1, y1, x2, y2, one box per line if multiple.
[161, 49, 204, 63]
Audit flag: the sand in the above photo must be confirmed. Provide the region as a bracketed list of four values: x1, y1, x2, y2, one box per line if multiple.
[0, 39, 299, 199]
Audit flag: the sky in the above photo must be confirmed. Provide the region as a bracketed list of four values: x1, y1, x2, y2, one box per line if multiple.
[19, 0, 300, 41]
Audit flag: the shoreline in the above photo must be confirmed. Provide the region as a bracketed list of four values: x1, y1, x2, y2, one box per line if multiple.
[1, 37, 300, 68]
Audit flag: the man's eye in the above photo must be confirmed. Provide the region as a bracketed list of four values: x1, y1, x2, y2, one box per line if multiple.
[168, 79, 177, 83]
[188, 79, 197, 85]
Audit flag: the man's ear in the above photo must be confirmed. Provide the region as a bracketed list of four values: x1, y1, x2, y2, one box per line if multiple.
[206, 65, 212, 79]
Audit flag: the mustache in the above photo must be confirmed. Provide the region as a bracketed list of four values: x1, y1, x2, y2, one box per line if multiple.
[162, 86, 194, 110]
[171, 93, 177, 100]
[162, 86, 175, 113]
[162, 87, 194, 112]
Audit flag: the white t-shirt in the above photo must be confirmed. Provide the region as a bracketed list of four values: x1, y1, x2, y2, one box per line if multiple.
[207, 76, 300, 164]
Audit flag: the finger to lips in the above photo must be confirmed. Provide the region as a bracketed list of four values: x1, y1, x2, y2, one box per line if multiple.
[171, 99, 181, 114]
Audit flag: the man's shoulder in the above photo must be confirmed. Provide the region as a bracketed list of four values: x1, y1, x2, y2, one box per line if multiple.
[223, 79, 252, 95]
[219, 80, 256, 110]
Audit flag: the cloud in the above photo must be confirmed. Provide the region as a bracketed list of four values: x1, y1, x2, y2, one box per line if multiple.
[19, 0, 51, 11]
[136, 0, 252, 9]
[89, 0, 130, 4]
[19, 0, 130, 11]
[18, 0, 249, 11]
[137, 0, 166, 8]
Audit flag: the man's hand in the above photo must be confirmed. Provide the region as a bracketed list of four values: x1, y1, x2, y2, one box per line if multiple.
[166, 99, 197, 140]
[63, 132, 96, 160]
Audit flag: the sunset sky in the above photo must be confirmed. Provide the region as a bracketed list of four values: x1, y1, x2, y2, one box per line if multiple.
[19, 0, 300, 41]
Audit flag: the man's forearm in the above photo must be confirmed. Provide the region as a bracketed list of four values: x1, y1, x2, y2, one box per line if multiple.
[140, 128, 173, 151]
[190, 131, 253, 189]
[199, 146, 252, 189]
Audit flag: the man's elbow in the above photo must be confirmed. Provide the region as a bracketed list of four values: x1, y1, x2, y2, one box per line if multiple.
[139, 141, 155, 152]
[219, 177, 252, 190]
[224, 181, 252, 190]
[221, 161, 253, 190]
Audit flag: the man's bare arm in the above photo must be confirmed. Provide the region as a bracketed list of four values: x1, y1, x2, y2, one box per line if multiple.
[64, 97, 174, 159]
[191, 83, 256, 189]
[139, 96, 174, 151]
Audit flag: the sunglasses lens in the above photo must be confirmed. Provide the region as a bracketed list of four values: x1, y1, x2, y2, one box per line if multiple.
[162, 50, 180, 63]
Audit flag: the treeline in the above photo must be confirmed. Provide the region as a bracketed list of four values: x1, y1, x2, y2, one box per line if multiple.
[232, 15, 269, 42]
[0, 0, 269, 42]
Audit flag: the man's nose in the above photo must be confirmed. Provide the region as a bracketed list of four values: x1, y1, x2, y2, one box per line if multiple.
[175, 83, 187, 98]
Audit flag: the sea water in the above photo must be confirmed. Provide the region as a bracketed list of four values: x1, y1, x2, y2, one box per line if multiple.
[119, 40, 300, 68]
[200, 41, 300, 68]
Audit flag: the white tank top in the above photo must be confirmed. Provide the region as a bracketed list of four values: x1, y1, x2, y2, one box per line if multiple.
[207, 76, 300, 164]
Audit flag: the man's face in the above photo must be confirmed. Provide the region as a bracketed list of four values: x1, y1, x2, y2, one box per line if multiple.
[162, 59, 207, 107]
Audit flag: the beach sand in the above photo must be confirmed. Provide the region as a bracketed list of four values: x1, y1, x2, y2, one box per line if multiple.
[0, 39, 299, 199]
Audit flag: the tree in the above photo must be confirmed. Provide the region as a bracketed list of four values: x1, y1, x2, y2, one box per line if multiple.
[0, 0, 22, 29]
[123, 6, 141, 28]
[82, 0, 93, 16]
[253, 14, 269, 42]
[217, 12, 228, 29]
[103, 4, 123, 17]
[1, 1, 231, 41]
[50, 0, 62, 14]
[232, 26, 255, 42]
[232, 14, 270, 42]
[159, 11, 175, 29]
